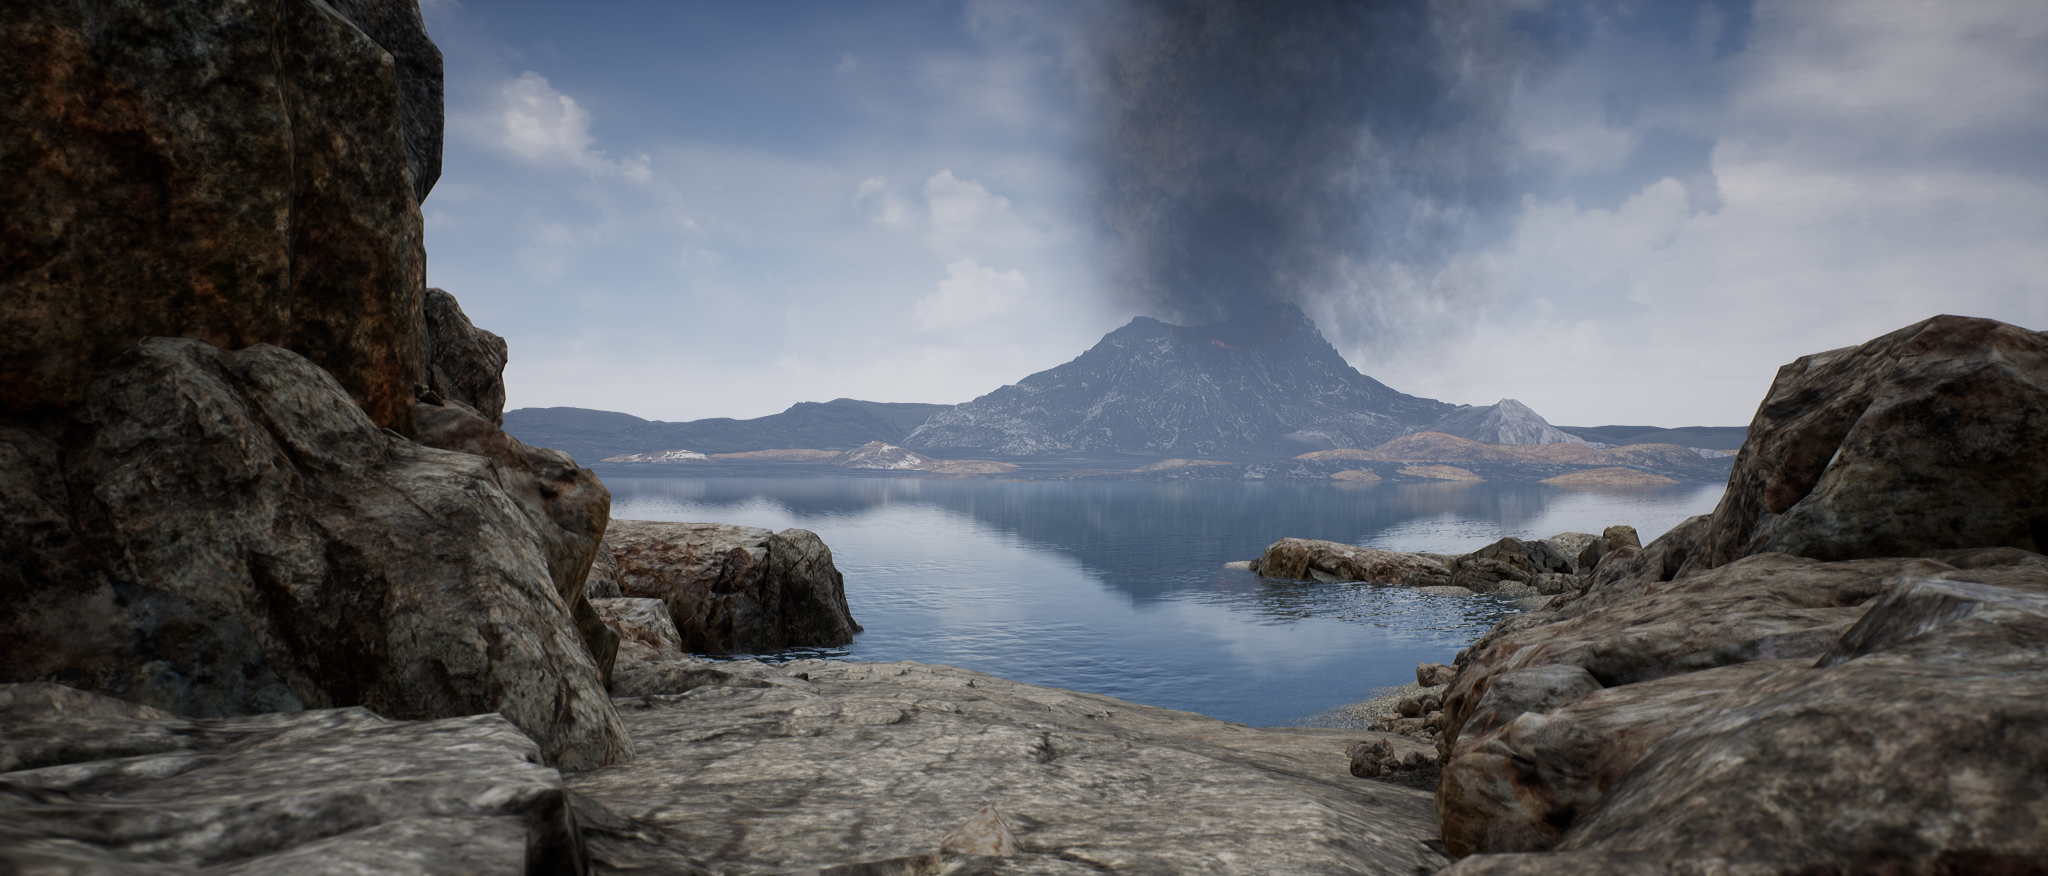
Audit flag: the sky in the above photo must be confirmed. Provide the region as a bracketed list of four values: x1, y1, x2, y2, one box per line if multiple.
[418, 0, 2047, 429]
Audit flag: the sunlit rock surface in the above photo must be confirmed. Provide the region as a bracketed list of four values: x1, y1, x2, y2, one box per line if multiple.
[606, 520, 862, 655]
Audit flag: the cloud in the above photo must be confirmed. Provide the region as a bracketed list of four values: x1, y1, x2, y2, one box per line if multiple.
[497, 71, 652, 181]
[854, 176, 918, 228]
[916, 258, 1028, 330]
[922, 170, 1050, 258]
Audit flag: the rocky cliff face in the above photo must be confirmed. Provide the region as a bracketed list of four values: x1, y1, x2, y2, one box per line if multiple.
[1, 0, 439, 434]
[905, 303, 1455, 455]
[1424, 399, 1587, 446]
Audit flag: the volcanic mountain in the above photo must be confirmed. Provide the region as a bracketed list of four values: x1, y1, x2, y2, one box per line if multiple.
[903, 303, 1457, 455]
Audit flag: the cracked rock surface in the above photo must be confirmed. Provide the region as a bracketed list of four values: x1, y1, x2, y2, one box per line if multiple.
[568, 660, 1452, 875]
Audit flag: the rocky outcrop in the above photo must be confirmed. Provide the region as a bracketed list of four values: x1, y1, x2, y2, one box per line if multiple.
[1424, 399, 1588, 446]
[606, 520, 862, 654]
[1441, 572, 2048, 873]
[602, 448, 711, 463]
[1540, 467, 1677, 488]
[421, 287, 508, 424]
[0, 338, 629, 768]
[568, 660, 1455, 875]
[1699, 314, 2048, 568]
[1253, 539, 1453, 587]
[325, 0, 443, 203]
[2, 0, 432, 433]
[414, 396, 619, 687]
[591, 597, 686, 657]
[0, 683, 586, 874]
[831, 441, 1021, 474]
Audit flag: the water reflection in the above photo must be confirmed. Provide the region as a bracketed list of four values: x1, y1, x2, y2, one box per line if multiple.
[605, 477, 1723, 726]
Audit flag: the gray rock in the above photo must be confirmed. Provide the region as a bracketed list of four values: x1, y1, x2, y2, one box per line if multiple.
[0, 683, 583, 874]
[1700, 315, 2048, 568]
[0, 338, 628, 769]
[1450, 557, 1534, 593]
[1423, 399, 1587, 446]
[586, 542, 627, 598]
[2, 0, 428, 433]
[1571, 525, 1642, 576]
[592, 597, 687, 657]
[569, 660, 1454, 875]
[607, 520, 862, 654]
[1444, 576, 2048, 873]
[414, 396, 619, 685]
[1417, 661, 1458, 687]
[421, 288, 508, 424]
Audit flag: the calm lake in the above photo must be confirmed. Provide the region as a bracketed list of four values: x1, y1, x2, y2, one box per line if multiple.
[606, 477, 1724, 728]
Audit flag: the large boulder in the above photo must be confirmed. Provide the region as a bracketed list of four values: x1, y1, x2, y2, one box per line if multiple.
[0, 682, 586, 874]
[0, 338, 628, 768]
[422, 287, 509, 424]
[414, 396, 618, 685]
[1254, 538, 1453, 587]
[606, 520, 862, 654]
[324, 0, 443, 202]
[1443, 574, 2048, 873]
[0, 0, 432, 433]
[1700, 315, 2048, 568]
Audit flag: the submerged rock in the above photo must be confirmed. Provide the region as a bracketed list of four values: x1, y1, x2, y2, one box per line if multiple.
[1254, 538, 1453, 587]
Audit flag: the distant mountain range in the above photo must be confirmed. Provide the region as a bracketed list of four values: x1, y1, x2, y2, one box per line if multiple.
[904, 303, 1457, 455]
[500, 308, 1748, 464]
[501, 398, 953, 463]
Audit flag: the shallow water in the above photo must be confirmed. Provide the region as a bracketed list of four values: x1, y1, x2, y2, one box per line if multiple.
[606, 477, 1724, 727]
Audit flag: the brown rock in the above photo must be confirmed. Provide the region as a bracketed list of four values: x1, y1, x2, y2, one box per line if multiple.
[0, 338, 628, 768]
[420, 288, 507, 424]
[606, 519, 862, 654]
[324, 0, 443, 202]
[1451, 557, 1534, 593]
[586, 542, 627, 598]
[1540, 467, 1679, 489]
[1401, 464, 1485, 481]
[1701, 315, 2048, 568]
[591, 597, 686, 658]
[1417, 661, 1458, 687]
[1255, 538, 1453, 587]
[1331, 469, 1383, 482]
[1, 0, 429, 433]
[1572, 525, 1642, 575]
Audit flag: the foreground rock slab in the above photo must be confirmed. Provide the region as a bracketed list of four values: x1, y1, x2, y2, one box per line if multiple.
[0, 683, 583, 875]
[569, 660, 1452, 875]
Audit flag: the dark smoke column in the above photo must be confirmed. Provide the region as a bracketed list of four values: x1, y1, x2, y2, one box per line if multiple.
[1089, 0, 1546, 343]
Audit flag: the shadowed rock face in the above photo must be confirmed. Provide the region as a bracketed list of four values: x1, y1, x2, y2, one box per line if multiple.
[325, 0, 443, 203]
[422, 288, 508, 424]
[0, 0, 432, 433]
[0, 338, 628, 769]
[1701, 314, 2048, 567]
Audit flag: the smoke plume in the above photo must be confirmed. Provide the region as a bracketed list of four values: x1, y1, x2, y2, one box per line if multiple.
[1088, 0, 1552, 346]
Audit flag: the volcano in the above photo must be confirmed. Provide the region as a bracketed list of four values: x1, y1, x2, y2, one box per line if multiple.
[903, 303, 1456, 455]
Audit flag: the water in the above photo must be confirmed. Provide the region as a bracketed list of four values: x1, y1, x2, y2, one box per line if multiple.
[606, 477, 1724, 727]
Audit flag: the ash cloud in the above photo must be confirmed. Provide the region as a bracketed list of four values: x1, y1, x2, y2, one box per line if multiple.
[1086, 0, 1556, 342]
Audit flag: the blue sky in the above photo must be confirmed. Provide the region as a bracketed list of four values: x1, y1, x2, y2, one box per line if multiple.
[418, 0, 2047, 428]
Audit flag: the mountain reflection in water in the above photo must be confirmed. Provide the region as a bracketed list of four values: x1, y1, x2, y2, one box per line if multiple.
[607, 477, 1724, 726]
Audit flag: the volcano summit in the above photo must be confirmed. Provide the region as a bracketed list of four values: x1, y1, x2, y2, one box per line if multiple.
[904, 304, 1455, 456]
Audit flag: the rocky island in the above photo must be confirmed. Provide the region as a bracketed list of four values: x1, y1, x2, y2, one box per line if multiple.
[4, 1, 2045, 875]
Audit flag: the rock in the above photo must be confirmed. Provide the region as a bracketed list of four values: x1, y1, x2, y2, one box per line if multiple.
[1541, 532, 1599, 570]
[938, 806, 1018, 858]
[1132, 458, 1231, 472]
[414, 397, 619, 687]
[1572, 525, 1641, 574]
[1451, 557, 1534, 593]
[421, 288, 507, 424]
[1531, 573, 1576, 595]
[1443, 575, 2048, 872]
[1437, 659, 1805, 856]
[1701, 315, 2048, 568]
[570, 660, 1454, 874]
[1, 0, 429, 433]
[0, 683, 584, 874]
[1331, 468, 1383, 482]
[324, 0, 443, 203]
[602, 448, 712, 463]
[1417, 661, 1457, 686]
[586, 542, 627, 598]
[606, 519, 862, 654]
[592, 597, 686, 657]
[827, 442, 1020, 475]
[1254, 538, 1454, 587]
[0, 338, 628, 768]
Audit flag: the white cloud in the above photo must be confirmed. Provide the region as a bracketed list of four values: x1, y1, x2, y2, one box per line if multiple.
[922, 169, 1052, 258]
[854, 176, 917, 228]
[916, 258, 1027, 330]
[497, 71, 653, 181]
